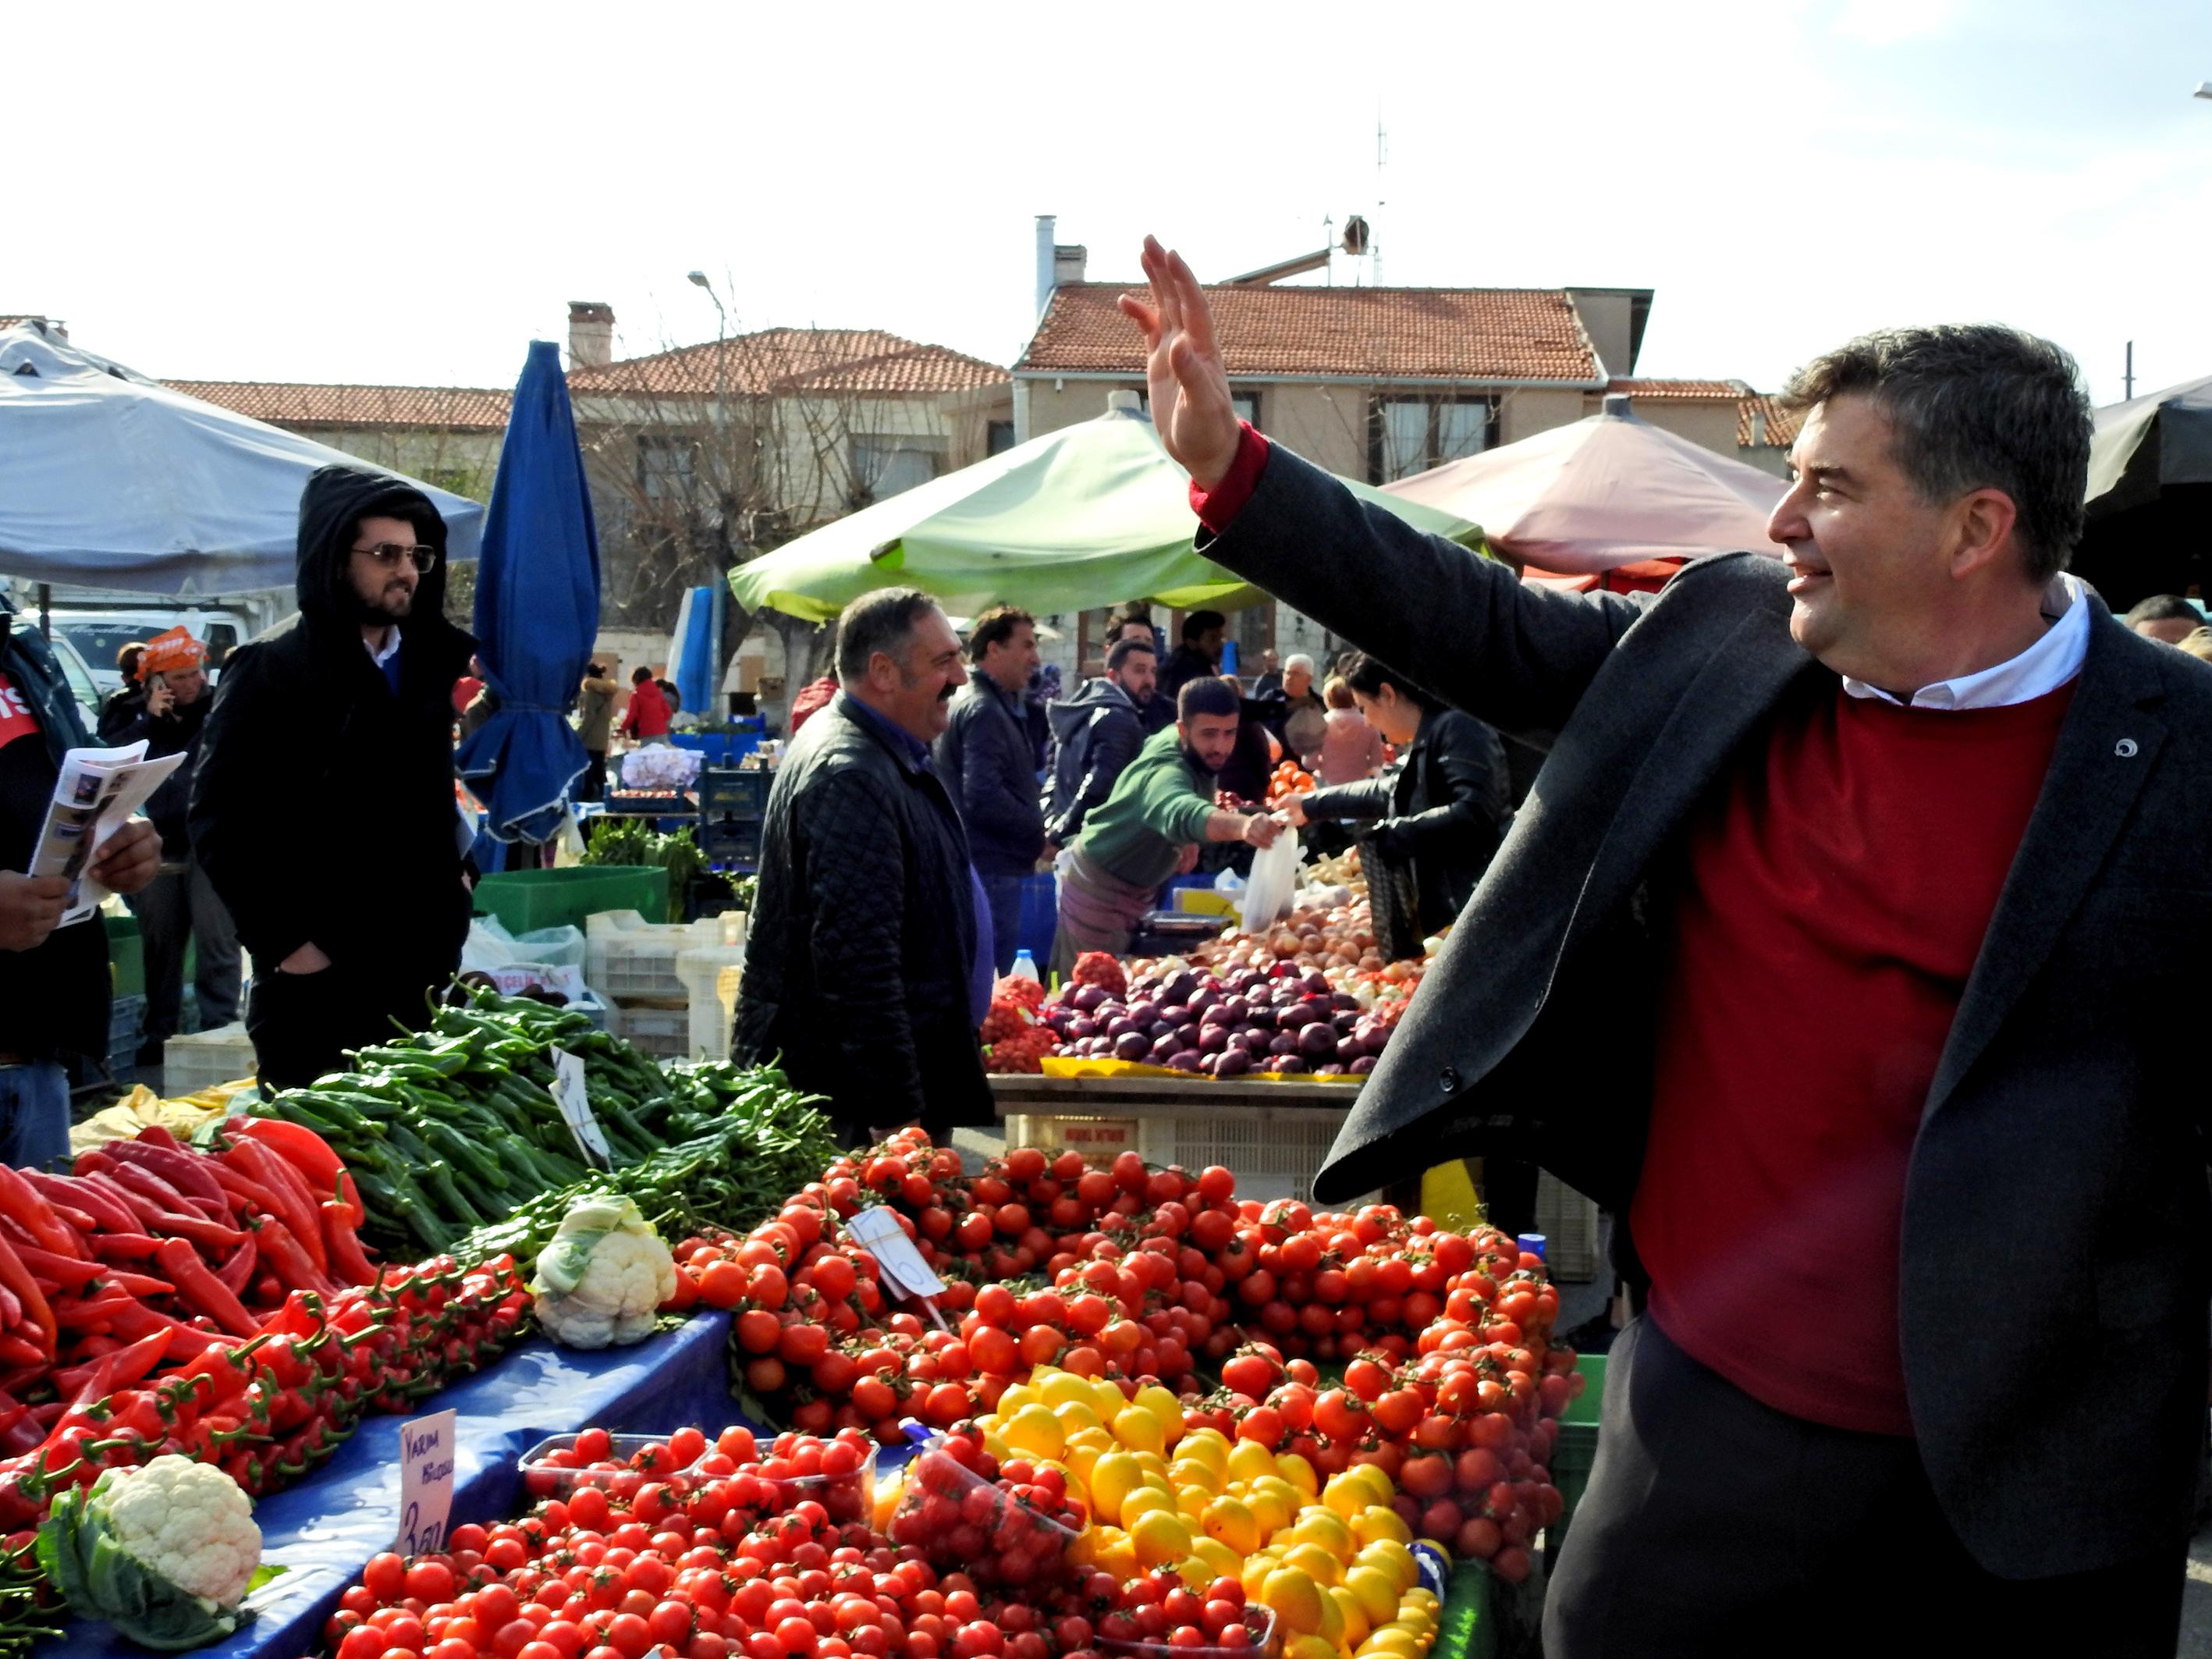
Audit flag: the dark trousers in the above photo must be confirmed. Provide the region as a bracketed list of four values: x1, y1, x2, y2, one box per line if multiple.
[979, 871, 1026, 976]
[580, 749, 607, 803]
[136, 858, 240, 1041]
[1547, 1315, 2188, 1658]
[247, 956, 451, 1092]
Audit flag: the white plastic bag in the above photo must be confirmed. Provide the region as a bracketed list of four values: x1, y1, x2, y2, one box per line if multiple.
[1239, 822, 1301, 934]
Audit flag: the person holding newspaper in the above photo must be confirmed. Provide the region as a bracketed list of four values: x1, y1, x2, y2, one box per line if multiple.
[0, 599, 158, 1166]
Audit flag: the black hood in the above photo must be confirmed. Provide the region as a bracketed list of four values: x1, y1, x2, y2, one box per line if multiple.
[1046, 676, 1139, 741]
[295, 465, 452, 627]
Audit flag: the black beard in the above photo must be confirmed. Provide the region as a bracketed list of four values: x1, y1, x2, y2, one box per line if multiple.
[1181, 744, 1219, 780]
[357, 588, 414, 627]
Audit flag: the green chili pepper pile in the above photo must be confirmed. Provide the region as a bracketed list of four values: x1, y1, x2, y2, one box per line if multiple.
[243, 987, 836, 1258]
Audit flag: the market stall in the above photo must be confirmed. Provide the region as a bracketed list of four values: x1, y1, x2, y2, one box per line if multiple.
[0, 325, 482, 595]
[727, 401, 1482, 624]
[19, 873, 1599, 1659]
[1379, 393, 1784, 581]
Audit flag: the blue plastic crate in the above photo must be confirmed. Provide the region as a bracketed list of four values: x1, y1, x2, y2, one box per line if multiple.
[105, 992, 146, 1086]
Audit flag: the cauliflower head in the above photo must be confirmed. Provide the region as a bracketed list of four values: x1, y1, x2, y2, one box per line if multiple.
[531, 1192, 677, 1349]
[37, 1455, 265, 1649]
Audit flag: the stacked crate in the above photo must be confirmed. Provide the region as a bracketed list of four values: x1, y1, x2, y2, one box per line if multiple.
[587, 910, 737, 1062]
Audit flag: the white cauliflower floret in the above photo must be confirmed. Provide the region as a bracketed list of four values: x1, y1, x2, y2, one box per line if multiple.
[531, 1193, 678, 1349]
[102, 1456, 261, 1605]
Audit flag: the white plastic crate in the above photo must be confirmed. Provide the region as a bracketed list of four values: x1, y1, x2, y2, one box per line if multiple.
[1534, 1171, 1604, 1282]
[612, 1004, 692, 1060]
[676, 947, 745, 1064]
[163, 1022, 258, 1096]
[586, 911, 724, 1004]
[1001, 1105, 1351, 1204]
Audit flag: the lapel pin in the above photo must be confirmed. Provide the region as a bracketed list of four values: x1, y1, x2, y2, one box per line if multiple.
[2114, 738, 2139, 758]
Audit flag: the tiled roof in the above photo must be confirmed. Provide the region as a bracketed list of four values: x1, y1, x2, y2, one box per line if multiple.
[568, 328, 1008, 398]
[1607, 378, 1745, 400]
[1737, 393, 1801, 449]
[163, 381, 512, 432]
[1020, 283, 1600, 382]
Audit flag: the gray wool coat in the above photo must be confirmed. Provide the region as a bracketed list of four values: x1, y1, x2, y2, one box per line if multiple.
[1200, 442, 2212, 1579]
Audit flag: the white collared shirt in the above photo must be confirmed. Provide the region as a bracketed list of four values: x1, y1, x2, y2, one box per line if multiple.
[365, 625, 403, 669]
[1841, 574, 2090, 711]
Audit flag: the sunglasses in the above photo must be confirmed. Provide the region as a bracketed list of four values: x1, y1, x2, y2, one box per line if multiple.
[352, 542, 439, 572]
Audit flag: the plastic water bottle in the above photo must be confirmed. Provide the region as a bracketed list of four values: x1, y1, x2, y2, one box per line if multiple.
[1010, 949, 1041, 984]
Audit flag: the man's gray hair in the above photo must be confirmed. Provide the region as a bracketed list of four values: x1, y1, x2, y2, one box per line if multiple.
[1284, 653, 1315, 677]
[1781, 324, 2092, 584]
[836, 587, 942, 685]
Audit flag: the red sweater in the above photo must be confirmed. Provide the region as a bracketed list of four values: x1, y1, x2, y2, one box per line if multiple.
[1631, 678, 2073, 1435]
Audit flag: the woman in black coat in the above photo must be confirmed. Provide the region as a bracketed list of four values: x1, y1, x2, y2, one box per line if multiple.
[1284, 652, 1511, 939]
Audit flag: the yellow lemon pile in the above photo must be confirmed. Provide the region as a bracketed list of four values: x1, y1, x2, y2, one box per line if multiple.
[972, 1368, 1437, 1659]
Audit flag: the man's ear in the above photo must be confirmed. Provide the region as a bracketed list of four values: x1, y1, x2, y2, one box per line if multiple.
[1950, 487, 2023, 582]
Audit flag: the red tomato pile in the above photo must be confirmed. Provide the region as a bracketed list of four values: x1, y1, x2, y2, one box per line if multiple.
[1098, 1571, 1272, 1653]
[328, 1420, 1133, 1659]
[657, 1128, 1575, 1573]
[1167, 1208, 1575, 1583]
[887, 1430, 1085, 1590]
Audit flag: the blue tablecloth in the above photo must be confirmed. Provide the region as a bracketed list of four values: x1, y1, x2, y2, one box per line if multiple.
[53, 1312, 743, 1659]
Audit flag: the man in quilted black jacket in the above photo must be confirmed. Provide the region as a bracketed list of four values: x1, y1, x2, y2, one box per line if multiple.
[733, 588, 993, 1145]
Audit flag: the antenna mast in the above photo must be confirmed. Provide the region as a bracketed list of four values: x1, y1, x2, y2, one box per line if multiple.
[1372, 112, 1388, 286]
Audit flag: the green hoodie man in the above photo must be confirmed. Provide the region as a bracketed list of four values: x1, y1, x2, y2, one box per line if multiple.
[1053, 676, 1280, 970]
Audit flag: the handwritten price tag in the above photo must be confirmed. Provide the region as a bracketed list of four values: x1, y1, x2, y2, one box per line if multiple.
[845, 1205, 946, 1299]
[551, 1047, 612, 1169]
[397, 1409, 458, 1557]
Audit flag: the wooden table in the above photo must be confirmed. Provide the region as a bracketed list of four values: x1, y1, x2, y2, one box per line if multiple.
[985, 1074, 1606, 1277]
[988, 1073, 1362, 1202]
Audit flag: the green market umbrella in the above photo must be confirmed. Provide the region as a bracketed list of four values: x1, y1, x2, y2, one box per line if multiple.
[727, 406, 1484, 623]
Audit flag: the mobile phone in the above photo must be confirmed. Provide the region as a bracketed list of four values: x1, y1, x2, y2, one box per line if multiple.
[146, 672, 168, 693]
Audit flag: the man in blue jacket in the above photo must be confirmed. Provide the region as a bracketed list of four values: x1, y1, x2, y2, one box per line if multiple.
[934, 605, 1046, 972]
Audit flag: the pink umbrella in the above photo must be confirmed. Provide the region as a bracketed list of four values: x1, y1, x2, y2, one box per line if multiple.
[1384, 394, 1787, 575]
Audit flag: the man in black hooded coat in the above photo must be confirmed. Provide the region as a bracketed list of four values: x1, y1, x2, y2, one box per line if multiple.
[190, 467, 478, 1088]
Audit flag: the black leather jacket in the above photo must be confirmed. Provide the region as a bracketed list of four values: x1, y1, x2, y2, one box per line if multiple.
[1302, 706, 1511, 935]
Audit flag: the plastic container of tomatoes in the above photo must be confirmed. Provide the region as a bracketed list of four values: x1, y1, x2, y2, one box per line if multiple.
[889, 1441, 1083, 1590]
[764, 1438, 879, 1525]
[1099, 1606, 1280, 1659]
[517, 1432, 705, 1501]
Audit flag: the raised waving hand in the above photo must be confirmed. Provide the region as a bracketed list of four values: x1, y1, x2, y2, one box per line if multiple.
[1120, 237, 1242, 490]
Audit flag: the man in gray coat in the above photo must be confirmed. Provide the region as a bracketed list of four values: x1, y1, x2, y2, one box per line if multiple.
[1125, 236, 2206, 1655]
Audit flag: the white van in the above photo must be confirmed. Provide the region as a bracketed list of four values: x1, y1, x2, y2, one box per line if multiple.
[48, 609, 251, 696]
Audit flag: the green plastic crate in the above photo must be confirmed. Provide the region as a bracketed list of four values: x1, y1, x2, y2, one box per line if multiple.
[1561, 1352, 1606, 1424]
[473, 868, 670, 936]
[1433, 1560, 1496, 1659]
[1548, 1352, 1607, 1560]
[105, 914, 144, 999]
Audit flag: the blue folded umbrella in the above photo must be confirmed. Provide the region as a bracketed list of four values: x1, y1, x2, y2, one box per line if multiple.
[457, 340, 601, 844]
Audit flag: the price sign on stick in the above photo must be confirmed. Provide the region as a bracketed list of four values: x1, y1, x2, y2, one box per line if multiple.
[550, 1047, 612, 1169]
[845, 1205, 946, 1299]
[397, 1409, 458, 1557]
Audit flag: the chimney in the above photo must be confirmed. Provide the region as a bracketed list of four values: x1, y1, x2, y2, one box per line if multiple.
[1035, 216, 1057, 319]
[1054, 244, 1088, 287]
[567, 300, 615, 368]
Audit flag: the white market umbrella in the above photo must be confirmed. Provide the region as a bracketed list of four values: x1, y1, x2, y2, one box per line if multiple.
[0, 324, 484, 595]
[1384, 394, 1784, 575]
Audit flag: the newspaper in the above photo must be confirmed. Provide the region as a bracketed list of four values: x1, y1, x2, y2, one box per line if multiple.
[29, 741, 185, 926]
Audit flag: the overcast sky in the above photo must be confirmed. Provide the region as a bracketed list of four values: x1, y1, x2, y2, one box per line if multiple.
[11, 0, 2207, 408]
